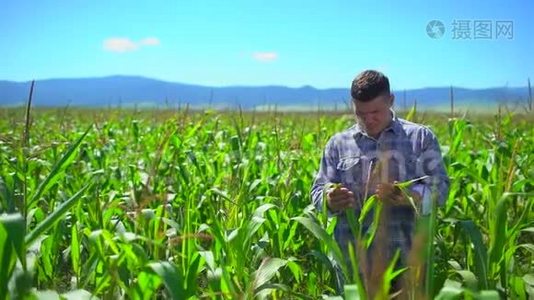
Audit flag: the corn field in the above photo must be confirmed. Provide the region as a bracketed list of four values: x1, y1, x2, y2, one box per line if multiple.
[0, 107, 533, 299]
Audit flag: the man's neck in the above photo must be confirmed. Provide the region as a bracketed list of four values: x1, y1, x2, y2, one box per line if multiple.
[368, 114, 394, 140]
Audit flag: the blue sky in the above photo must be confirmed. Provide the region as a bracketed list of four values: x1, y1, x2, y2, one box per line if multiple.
[1, 0, 532, 89]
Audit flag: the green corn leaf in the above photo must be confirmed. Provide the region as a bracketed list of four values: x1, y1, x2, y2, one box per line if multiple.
[185, 253, 202, 295]
[424, 191, 439, 297]
[405, 105, 417, 122]
[364, 199, 382, 249]
[458, 220, 489, 290]
[395, 176, 430, 190]
[253, 283, 314, 300]
[359, 195, 377, 224]
[455, 270, 478, 291]
[25, 182, 92, 247]
[435, 280, 464, 300]
[0, 176, 14, 213]
[71, 222, 80, 278]
[28, 125, 92, 208]
[344, 284, 361, 300]
[488, 194, 509, 283]
[147, 261, 185, 300]
[134, 271, 161, 300]
[253, 257, 287, 292]
[523, 273, 534, 286]
[347, 243, 366, 299]
[0, 213, 26, 269]
[474, 290, 500, 299]
[31, 290, 61, 300]
[0, 226, 9, 299]
[292, 216, 348, 278]
[377, 250, 406, 299]
[435, 287, 463, 300]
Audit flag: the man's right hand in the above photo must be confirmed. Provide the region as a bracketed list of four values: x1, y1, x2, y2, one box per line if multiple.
[326, 185, 356, 212]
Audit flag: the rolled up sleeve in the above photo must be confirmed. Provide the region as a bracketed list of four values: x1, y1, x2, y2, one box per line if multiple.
[310, 138, 340, 212]
[411, 128, 450, 215]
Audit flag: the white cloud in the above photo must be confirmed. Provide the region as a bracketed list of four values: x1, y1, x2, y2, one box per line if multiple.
[103, 37, 160, 53]
[252, 52, 278, 62]
[103, 38, 138, 53]
[139, 37, 160, 46]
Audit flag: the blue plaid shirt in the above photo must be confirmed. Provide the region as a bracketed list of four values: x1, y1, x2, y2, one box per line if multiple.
[310, 112, 449, 268]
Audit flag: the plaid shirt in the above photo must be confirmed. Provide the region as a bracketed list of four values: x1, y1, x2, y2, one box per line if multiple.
[310, 112, 449, 269]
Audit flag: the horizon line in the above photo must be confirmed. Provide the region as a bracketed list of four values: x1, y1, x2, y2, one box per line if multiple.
[0, 74, 530, 91]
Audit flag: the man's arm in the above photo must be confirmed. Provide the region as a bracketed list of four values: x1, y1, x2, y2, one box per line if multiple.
[310, 139, 339, 212]
[410, 127, 450, 215]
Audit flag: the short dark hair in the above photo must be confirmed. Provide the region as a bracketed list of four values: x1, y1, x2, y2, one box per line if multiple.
[351, 70, 390, 102]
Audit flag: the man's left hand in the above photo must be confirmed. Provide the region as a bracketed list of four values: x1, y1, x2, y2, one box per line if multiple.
[375, 182, 421, 206]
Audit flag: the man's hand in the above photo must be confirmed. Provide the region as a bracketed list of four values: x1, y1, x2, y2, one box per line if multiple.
[327, 185, 356, 212]
[376, 182, 422, 207]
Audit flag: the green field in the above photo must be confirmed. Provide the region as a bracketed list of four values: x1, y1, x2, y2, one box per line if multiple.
[0, 108, 533, 299]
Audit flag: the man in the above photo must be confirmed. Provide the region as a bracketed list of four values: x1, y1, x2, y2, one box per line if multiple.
[310, 70, 449, 294]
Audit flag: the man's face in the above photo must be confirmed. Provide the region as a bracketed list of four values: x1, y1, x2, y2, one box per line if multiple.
[353, 93, 394, 137]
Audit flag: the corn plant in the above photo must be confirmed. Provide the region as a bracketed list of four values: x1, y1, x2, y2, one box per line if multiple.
[0, 107, 532, 299]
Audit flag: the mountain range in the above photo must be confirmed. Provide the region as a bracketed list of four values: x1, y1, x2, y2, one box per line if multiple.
[0, 76, 530, 111]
